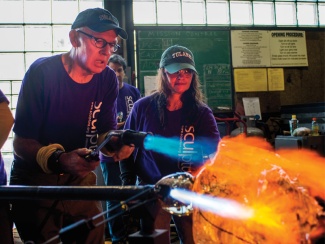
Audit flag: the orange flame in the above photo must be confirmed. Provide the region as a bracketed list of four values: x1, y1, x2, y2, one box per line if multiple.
[192, 135, 324, 244]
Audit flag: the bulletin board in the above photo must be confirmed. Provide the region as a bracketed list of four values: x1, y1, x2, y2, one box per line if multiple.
[136, 29, 233, 112]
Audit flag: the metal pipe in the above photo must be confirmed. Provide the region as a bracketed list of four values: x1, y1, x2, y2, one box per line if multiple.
[215, 112, 248, 135]
[0, 185, 156, 201]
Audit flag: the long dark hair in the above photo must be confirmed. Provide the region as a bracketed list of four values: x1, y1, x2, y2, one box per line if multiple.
[149, 68, 205, 128]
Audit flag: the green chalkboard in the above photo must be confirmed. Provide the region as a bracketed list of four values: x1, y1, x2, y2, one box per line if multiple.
[136, 29, 233, 112]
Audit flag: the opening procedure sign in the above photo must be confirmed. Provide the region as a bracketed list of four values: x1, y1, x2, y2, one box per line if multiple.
[231, 30, 308, 67]
[270, 31, 308, 67]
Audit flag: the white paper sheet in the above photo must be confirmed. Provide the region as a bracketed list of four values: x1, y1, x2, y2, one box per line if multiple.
[242, 97, 262, 120]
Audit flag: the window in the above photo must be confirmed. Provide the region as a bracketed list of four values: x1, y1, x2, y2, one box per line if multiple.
[230, 1, 253, 25]
[206, 1, 230, 25]
[158, 0, 182, 24]
[319, 3, 325, 25]
[182, 0, 206, 25]
[253, 2, 275, 26]
[133, 0, 157, 24]
[275, 2, 297, 26]
[133, 0, 324, 26]
[297, 2, 318, 26]
[0, 0, 103, 180]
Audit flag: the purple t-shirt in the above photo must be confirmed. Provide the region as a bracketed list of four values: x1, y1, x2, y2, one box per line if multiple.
[13, 54, 118, 170]
[100, 82, 141, 163]
[0, 90, 9, 185]
[124, 94, 221, 184]
[117, 83, 141, 122]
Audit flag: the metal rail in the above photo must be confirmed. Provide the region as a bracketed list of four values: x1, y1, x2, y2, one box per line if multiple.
[0, 185, 156, 201]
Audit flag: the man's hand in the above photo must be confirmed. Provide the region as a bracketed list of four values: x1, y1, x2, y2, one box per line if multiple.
[100, 144, 134, 162]
[111, 144, 134, 162]
[117, 121, 125, 129]
[59, 148, 99, 177]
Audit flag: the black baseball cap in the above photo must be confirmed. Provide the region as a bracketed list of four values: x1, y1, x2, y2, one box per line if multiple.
[71, 8, 128, 39]
[159, 45, 197, 74]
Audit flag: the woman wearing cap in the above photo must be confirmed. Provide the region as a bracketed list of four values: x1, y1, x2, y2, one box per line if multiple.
[120, 45, 221, 243]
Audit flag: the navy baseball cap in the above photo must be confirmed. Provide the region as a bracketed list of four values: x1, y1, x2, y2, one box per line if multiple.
[159, 45, 197, 74]
[71, 8, 128, 39]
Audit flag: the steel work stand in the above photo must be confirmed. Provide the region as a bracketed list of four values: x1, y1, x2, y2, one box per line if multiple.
[128, 196, 169, 244]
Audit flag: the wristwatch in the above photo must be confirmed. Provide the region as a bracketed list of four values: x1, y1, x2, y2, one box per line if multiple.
[48, 149, 65, 174]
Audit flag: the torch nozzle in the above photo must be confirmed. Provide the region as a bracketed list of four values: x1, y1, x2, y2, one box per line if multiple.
[120, 129, 152, 148]
[85, 130, 152, 161]
[101, 129, 152, 153]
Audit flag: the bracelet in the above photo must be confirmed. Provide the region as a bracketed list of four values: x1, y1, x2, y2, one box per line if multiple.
[36, 143, 65, 174]
[47, 149, 65, 174]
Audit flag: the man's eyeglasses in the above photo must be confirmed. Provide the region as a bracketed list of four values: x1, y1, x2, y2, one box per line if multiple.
[166, 69, 194, 78]
[77, 30, 120, 52]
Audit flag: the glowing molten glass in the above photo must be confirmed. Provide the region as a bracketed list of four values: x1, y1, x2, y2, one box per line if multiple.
[192, 135, 324, 244]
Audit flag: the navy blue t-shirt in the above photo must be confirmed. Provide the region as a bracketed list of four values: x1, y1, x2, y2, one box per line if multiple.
[124, 94, 221, 184]
[100, 83, 141, 163]
[13, 54, 118, 169]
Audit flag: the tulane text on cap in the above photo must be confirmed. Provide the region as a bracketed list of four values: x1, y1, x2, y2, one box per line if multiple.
[172, 51, 193, 61]
[159, 45, 197, 74]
